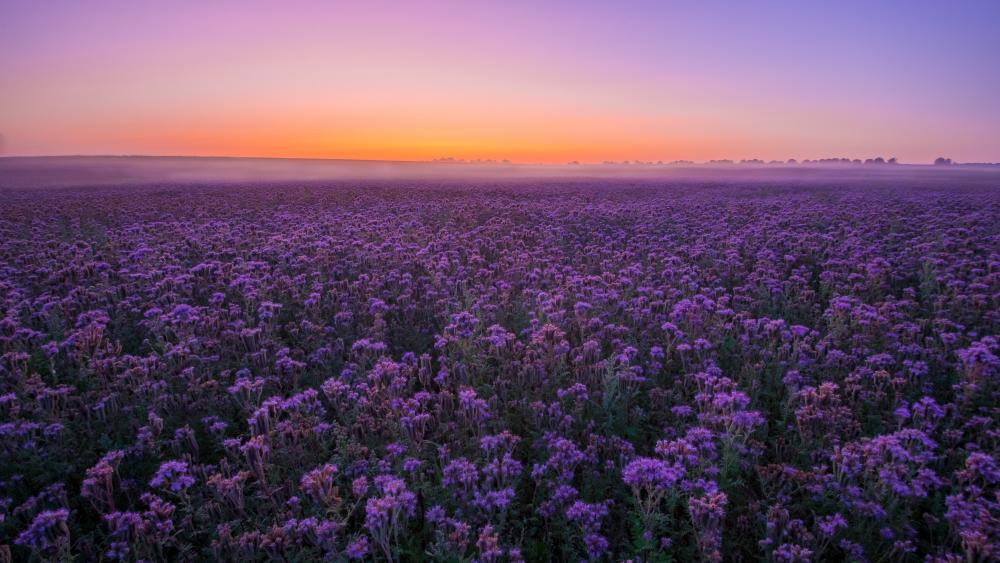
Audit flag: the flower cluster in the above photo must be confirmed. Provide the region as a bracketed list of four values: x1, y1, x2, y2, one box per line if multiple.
[0, 178, 997, 560]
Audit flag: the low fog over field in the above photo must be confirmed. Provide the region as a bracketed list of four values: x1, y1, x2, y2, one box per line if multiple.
[2, 156, 998, 190]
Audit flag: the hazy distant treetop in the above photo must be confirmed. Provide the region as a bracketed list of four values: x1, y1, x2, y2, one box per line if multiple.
[934, 157, 953, 165]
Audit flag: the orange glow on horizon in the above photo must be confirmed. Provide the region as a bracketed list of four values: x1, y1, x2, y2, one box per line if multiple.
[2, 1, 997, 164]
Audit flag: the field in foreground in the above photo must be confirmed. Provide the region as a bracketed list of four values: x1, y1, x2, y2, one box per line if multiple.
[1, 179, 998, 561]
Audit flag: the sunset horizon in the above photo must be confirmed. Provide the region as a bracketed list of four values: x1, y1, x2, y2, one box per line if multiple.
[3, 1, 998, 164]
[3, 153, 990, 166]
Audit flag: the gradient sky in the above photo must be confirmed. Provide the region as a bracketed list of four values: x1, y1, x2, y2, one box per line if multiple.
[2, 0, 998, 163]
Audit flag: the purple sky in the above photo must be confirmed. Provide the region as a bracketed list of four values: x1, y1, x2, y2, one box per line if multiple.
[1, 0, 998, 163]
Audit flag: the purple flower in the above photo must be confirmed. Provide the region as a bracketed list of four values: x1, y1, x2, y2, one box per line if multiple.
[15, 508, 70, 555]
[817, 513, 848, 536]
[583, 533, 609, 559]
[149, 460, 195, 492]
[345, 536, 369, 559]
[566, 501, 609, 533]
[623, 457, 684, 490]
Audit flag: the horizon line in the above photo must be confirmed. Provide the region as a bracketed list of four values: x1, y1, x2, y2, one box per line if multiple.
[2, 153, 997, 167]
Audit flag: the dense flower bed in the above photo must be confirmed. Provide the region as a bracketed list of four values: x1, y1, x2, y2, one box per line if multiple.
[0, 180, 998, 561]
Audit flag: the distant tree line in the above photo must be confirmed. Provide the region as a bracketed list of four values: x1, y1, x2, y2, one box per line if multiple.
[433, 156, 975, 166]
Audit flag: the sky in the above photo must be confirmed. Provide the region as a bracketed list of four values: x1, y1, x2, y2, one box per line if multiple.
[1, 0, 998, 164]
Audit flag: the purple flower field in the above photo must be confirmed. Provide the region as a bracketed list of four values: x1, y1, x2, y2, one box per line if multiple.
[1, 178, 998, 561]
